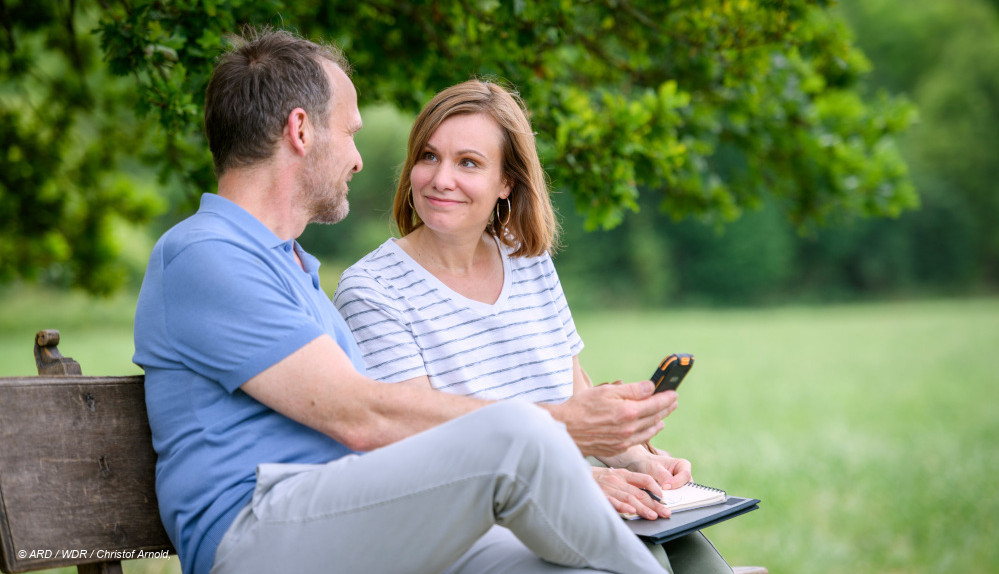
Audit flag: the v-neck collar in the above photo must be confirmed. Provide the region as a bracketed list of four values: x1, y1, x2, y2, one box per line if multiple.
[387, 235, 512, 314]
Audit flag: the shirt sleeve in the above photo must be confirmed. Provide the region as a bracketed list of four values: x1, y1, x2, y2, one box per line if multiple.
[542, 253, 585, 357]
[162, 239, 325, 393]
[333, 267, 428, 383]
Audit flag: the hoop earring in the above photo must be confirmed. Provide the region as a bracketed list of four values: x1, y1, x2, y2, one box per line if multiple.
[496, 197, 512, 229]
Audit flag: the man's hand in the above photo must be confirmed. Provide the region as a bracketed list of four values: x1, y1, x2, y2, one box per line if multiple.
[546, 381, 677, 457]
[592, 466, 670, 520]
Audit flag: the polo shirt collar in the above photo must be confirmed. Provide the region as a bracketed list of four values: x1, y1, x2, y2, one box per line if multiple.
[198, 193, 323, 281]
[198, 193, 293, 250]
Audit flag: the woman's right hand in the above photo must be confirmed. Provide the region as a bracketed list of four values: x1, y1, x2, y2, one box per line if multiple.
[591, 466, 671, 521]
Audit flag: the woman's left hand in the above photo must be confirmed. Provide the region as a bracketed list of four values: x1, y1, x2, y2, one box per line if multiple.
[604, 445, 693, 490]
[632, 451, 692, 490]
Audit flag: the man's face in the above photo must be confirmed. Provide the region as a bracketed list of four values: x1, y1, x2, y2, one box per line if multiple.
[299, 62, 363, 225]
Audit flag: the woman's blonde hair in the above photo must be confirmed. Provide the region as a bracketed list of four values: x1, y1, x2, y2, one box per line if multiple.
[393, 79, 559, 257]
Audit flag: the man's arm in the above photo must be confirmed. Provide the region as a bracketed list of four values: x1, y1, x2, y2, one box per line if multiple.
[243, 337, 674, 456]
[241, 335, 488, 451]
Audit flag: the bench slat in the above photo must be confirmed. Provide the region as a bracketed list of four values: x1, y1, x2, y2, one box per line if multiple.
[0, 376, 173, 573]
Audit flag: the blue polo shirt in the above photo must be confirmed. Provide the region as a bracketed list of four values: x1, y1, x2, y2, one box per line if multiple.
[133, 193, 365, 574]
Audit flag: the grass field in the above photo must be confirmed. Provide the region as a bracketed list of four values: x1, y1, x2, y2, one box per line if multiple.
[2, 286, 997, 573]
[576, 298, 999, 573]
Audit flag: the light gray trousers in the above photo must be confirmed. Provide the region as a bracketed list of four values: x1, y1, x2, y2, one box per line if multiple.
[210, 401, 667, 573]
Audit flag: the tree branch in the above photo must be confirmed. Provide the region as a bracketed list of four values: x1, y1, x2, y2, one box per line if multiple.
[64, 0, 86, 73]
[616, 0, 665, 34]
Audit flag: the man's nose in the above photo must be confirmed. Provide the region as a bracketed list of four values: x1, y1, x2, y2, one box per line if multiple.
[352, 144, 363, 173]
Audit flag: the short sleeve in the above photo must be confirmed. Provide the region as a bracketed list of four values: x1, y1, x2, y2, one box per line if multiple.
[542, 254, 584, 357]
[333, 268, 427, 383]
[163, 239, 325, 393]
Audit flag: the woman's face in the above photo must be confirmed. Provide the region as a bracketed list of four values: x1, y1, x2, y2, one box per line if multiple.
[410, 113, 512, 238]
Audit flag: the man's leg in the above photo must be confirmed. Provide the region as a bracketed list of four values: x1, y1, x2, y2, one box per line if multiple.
[211, 401, 665, 574]
[444, 526, 614, 574]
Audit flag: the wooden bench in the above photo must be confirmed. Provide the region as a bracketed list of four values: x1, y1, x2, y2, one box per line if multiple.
[0, 330, 174, 574]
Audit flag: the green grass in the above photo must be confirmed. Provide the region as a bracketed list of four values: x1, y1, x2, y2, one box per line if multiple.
[0, 286, 142, 377]
[2, 286, 997, 573]
[576, 298, 999, 573]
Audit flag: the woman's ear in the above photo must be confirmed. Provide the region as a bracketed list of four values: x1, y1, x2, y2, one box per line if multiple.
[500, 178, 513, 200]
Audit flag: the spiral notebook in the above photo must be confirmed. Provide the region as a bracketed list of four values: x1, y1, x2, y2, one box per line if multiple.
[620, 482, 727, 520]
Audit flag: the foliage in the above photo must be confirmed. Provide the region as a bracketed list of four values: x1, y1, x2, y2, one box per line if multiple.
[3, 0, 918, 295]
[0, 1, 163, 294]
[554, 185, 982, 308]
[99, 0, 917, 229]
[554, 191, 799, 307]
[556, 0, 999, 307]
[839, 0, 999, 283]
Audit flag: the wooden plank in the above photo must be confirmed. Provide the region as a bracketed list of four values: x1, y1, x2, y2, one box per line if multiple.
[0, 376, 173, 573]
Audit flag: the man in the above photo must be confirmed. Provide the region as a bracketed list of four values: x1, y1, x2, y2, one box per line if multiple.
[133, 28, 676, 574]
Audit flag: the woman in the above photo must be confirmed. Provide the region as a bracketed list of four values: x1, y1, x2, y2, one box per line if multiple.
[334, 80, 731, 572]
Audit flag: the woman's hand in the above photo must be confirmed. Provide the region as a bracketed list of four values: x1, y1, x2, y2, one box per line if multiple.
[591, 466, 671, 520]
[628, 450, 693, 490]
[600, 444, 693, 491]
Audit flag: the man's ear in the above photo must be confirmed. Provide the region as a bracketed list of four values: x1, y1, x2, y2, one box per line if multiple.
[286, 107, 310, 157]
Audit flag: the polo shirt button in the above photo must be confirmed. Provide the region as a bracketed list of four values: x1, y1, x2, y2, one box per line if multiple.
[283, 243, 292, 253]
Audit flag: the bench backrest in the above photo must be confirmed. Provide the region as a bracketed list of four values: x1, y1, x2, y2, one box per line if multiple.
[0, 332, 173, 573]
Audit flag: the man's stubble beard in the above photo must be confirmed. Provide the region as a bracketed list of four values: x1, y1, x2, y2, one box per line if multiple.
[300, 132, 350, 225]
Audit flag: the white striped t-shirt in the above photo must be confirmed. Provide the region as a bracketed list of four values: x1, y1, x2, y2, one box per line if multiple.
[333, 237, 583, 404]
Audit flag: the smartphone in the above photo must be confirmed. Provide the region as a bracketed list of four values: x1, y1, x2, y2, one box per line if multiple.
[650, 353, 694, 393]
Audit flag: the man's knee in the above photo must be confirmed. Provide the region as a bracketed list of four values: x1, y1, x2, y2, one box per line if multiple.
[472, 401, 582, 471]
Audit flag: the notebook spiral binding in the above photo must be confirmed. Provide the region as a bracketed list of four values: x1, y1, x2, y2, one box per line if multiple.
[687, 482, 726, 496]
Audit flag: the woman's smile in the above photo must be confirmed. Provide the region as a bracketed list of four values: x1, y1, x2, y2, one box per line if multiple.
[424, 195, 466, 207]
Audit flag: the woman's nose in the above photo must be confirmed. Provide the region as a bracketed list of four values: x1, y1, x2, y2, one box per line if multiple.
[432, 162, 455, 191]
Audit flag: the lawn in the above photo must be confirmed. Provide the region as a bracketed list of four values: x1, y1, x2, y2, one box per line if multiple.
[2, 287, 996, 573]
[575, 298, 999, 573]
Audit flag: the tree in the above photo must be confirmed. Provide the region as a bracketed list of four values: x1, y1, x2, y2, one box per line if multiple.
[1, 0, 917, 294]
[0, 1, 163, 293]
[841, 0, 999, 283]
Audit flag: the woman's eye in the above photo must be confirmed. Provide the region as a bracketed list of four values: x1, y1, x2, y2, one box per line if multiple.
[459, 158, 478, 168]
[421, 151, 437, 162]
